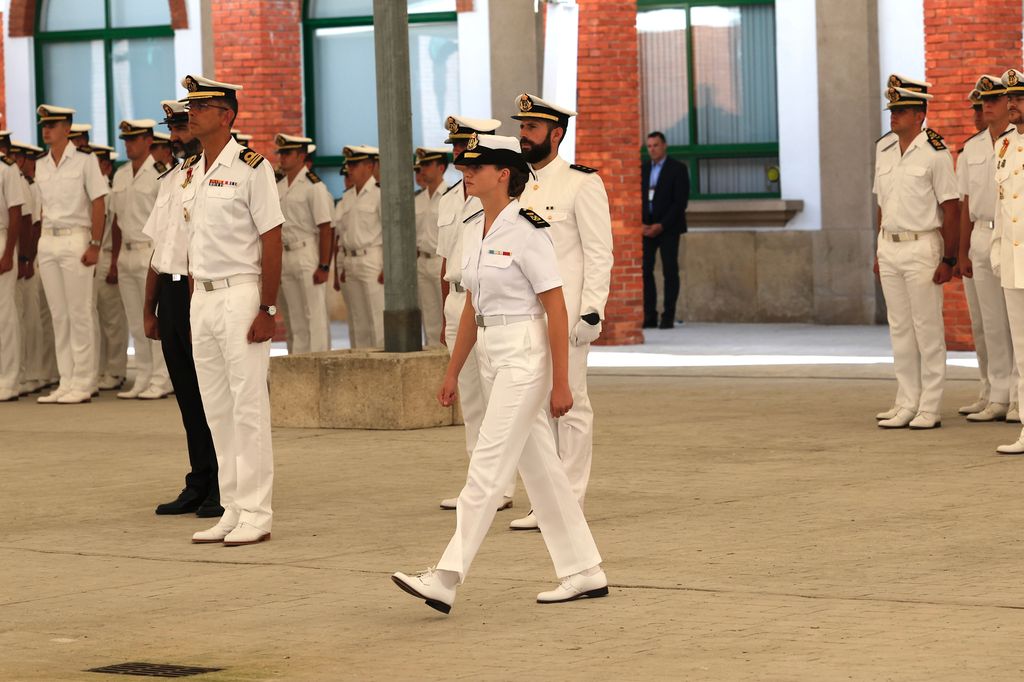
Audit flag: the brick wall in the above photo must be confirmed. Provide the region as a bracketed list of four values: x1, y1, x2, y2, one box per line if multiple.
[924, 0, 1023, 350]
[575, 0, 644, 346]
[210, 0, 303, 159]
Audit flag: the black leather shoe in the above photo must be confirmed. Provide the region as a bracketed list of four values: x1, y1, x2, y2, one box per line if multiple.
[658, 318, 675, 329]
[195, 498, 225, 518]
[642, 317, 658, 329]
[155, 488, 204, 515]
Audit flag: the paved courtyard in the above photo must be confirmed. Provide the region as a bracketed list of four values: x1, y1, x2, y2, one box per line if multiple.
[3, 326, 1024, 680]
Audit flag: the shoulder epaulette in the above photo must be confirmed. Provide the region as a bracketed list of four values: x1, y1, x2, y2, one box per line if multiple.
[462, 208, 484, 224]
[962, 130, 986, 148]
[442, 179, 462, 196]
[569, 163, 598, 174]
[77, 146, 93, 154]
[0, 154, 14, 166]
[520, 208, 550, 228]
[306, 169, 321, 184]
[924, 128, 947, 151]
[880, 139, 898, 153]
[274, 169, 285, 182]
[875, 130, 895, 144]
[181, 154, 201, 170]
[414, 188, 424, 196]
[999, 128, 1015, 139]
[375, 181, 381, 187]
[239, 148, 265, 168]
[153, 160, 167, 174]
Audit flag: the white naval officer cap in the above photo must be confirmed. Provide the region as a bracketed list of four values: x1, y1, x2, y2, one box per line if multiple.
[161, 99, 188, 124]
[308, 143, 317, 155]
[342, 145, 380, 162]
[68, 123, 91, 138]
[443, 115, 501, 143]
[975, 74, 1006, 99]
[89, 144, 116, 161]
[180, 74, 242, 102]
[10, 140, 45, 159]
[886, 74, 931, 94]
[274, 133, 313, 152]
[415, 146, 450, 164]
[151, 131, 172, 146]
[511, 93, 577, 125]
[884, 86, 933, 110]
[968, 88, 982, 108]
[454, 133, 529, 172]
[233, 131, 253, 143]
[37, 104, 75, 124]
[1000, 69, 1024, 94]
[118, 119, 157, 139]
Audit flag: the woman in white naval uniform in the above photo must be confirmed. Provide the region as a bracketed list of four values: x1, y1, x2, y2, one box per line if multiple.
[392, 135, 607, 614]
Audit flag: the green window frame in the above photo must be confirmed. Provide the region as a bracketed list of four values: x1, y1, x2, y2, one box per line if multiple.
[637, 0, 779, 199]
[302, 2, 458, 173]
[34, 0, 174, 150]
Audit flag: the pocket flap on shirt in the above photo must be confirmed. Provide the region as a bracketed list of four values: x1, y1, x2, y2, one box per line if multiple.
[904, 165, 927, 177]
[438, 211, 457, 226]
[207, 185, 235, 199]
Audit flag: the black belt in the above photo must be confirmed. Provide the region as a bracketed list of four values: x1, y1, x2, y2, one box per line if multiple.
[158, 273, 188, 283]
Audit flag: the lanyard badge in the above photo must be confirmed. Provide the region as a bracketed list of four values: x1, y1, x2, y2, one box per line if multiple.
[181, 167, 194, 189]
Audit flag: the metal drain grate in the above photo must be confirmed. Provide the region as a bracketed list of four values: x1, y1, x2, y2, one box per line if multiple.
[85, 662, 223, 678]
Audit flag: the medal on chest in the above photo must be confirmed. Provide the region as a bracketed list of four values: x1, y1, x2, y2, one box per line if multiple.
[999, 138, 1010, 159]
[181, 167, 194, 189]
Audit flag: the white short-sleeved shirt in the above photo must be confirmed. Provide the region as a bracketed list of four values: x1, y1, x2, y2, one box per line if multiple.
[332, 187, 355, 247]
[277, 169, 334, 245]
[180, 138, 285, 280]
[35, 145, 109, 230]
[874, 129, 959, 232]
[460, 199, 563, 317]
[957, 125, 1013, 223]
[143, 161, 189, 276]
[29, 182, 41, 225]
[0, 159, 26, 230]
[111, 155, 161, 243]
[435, 179, 482, 284]
[414, 180, 447, 253]
[340, 180, 382, 250]
[16, 170, 34, 223]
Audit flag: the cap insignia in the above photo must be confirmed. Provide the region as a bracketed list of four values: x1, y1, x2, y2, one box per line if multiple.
[1010, 71, 1020, 86]
[886, 88, 899, 103]
[466, 134, 479, 150]
[445, 116, 459, 133]
[980, 77, 994, 91]
[887, 75, 900, 88]
[184, 76, 199, 92]
[518, 94, 533, 112]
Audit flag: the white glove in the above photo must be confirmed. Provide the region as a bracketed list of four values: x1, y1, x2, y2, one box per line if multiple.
[571, 318, 602, 347]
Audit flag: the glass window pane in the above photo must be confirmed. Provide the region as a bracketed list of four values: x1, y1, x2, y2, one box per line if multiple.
[40, 0, 104, 31]
[312, 21, 459, 154]
[314, 166, 348, 200]
[110, 37, 177, 157]
[692, 5, 777, 145]
[308, 0, 455, 18]
[110, 0, 171, 28]
[42, 41, 109, 146]
[698, 157, 779, 195]
[637, 9, 689, 146]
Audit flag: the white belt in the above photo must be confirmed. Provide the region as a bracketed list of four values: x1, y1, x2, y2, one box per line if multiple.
[284, 240, 310, 251]
[44, 227, 79, 236]
[342, 247, 369, 257]
[475, 313, 543, 327]
[124, 240, 152, 251]
[975, 220, 995, 230]
[196, 273, 259, 292]
[880, 229, 939, 243]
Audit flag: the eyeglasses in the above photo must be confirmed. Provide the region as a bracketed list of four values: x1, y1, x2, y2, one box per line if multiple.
[186, 101, 229, 113]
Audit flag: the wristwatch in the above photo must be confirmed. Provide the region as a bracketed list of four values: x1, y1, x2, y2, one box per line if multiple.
[942, 256, 957, 267]
[318, 263, 331, 273]
[260, 304, 278, 316]
[88, 239, 101, 247]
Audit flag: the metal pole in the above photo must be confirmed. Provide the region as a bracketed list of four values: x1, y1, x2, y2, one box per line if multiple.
[373, 0, 422, 352]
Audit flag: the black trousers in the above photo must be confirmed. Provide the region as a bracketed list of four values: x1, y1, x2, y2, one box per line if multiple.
[157, 274, 218, 499]
[642, 230, 681, 322]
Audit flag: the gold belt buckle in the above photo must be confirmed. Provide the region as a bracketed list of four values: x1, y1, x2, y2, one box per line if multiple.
[202, 281, 215, 292]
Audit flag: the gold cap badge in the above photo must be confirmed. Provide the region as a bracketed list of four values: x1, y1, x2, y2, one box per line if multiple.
[445, 116, 459, 133]
[1010, 70, 1020, 86]
[466, 134, 478, 150]
[184, 76, 199, 92]
[518, 94, 533, 112]
[886, 88, 899, 103]
[887, 75, 900, 88]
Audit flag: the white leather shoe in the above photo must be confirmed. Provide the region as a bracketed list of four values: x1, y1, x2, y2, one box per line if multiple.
[958, 399, 988, 415]
[97, 375, 125, 390]
[996, 439, 1024, 454]
[909, 412, 941, 430]
[537, 569, 609, 604]
[875, 406, 899, 421]
[137, 385, 171, 400]
[57, 389, 92, 404]
[391, 567, 457, 614]
[510, 510, 539, 531]
[37, 388, 69, 404]
[440, 495, 513, 511]
[116, 385, 143, 400]
[191, 519, 238, 544]
[966, 403, 1008, 422]
[1007, 404, 1021, 423]
[223, 522, 271, 546]
[878, 408, 915, 429]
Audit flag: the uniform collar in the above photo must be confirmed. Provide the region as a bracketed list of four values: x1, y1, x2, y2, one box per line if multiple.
[201, 136, 242, 174]
[485, 199, 522, 239]
[530, 154, 568, 179]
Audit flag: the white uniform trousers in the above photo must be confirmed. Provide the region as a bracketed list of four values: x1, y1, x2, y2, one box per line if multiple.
[437, 318, 602, 581]
[118, 244, 170, 392]
[190, 280, 274, 533]
[37, 275, 58, 382]
[964, 225, 1016, 405]
[0, 233, 20, 393]
[37, 229, 96, 393]
[559, 341, 594, 504]
[1004, 290, 1024, 409]
[16, 272, 42, 384]
[443, 289, 514, 499]
[417, 254, 443, 347]
[280, 241, 329, 354]
[340, 246, 384, 348]
[93, 248, 128, 380]
[877, 232, 946, 415]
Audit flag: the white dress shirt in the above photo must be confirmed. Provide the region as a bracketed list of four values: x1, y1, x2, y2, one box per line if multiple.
[143, 161, 189, 276]
[436, 179, 482, 284]
[35, 145, 108, 230]
[180, 138, 285, 280]
[957, 125, 1014, 223]
[0, 160, 26, 228]
[460, 199, 563, 317]
[277, 169, 334, 245]
[111, 155, 160, 243]
[340, 180, 382, 250]
[414, 180, 447, 254]
[992, 129, 1024, 288]
[874, 130, 959, 232]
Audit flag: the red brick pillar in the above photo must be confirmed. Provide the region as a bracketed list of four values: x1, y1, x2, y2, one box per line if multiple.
[210, 0, 303, 159]
[575, 0, 643, 346]
[924, 0, 1022, 350]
